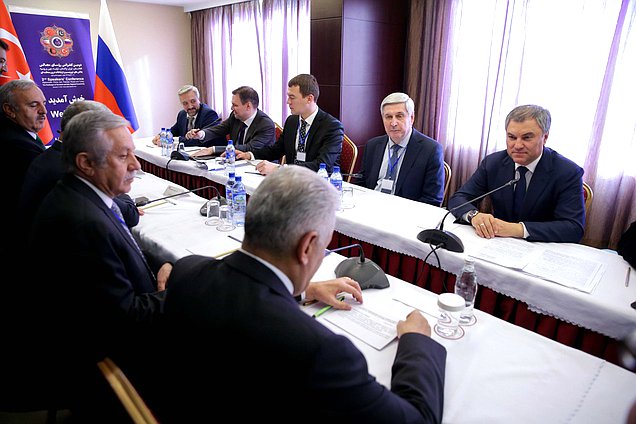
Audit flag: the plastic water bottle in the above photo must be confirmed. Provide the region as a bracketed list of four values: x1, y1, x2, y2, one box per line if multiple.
[165, 127, 174, 153]
[232, 175, 246, 227]
[455, 257, 478, 325]
[159, 128, 167, 156]
[225, 139, 236, 176]
[225, 172, 235, 215]
[317, 163, 329, 181]
[329, 165, 343, 211]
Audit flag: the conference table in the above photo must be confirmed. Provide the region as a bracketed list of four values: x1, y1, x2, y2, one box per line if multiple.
[132, 137, 636, 367]
[127, 169, 636, 423]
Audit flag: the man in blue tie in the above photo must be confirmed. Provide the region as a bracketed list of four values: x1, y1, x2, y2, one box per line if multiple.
[448, 104, 585, 243]
[358, 92, 445, 206]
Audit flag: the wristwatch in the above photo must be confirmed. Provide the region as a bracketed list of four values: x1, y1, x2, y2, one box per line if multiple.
[466, 209, 479, 224]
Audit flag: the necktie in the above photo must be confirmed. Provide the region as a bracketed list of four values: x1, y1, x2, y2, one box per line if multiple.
[298, 119, 308, 153]
[513, 166, 528, 220]
[385, 144, 402, 180]
[237, 122, 247, 145]
[187, 116, 195, 131]
[110, 202, 145, 258]
[35, 135, 45, 147]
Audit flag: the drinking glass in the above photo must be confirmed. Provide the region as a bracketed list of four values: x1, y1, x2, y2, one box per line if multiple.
[204, 199, 220, 226]
[216, 205, 236, 232]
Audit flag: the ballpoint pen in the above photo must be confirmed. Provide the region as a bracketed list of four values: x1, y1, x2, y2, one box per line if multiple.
[626, 267, 631, 288]
[312, 296, 345, 318]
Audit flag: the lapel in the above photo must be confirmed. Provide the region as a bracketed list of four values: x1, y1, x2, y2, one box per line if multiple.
[306, 109, 323, 154]
[370, 137, 389, 184]
[522, 147, 552, 217]
[65, 175, 155, 279]
[395, 132, 422, 193]
[499, 154, 517, 218]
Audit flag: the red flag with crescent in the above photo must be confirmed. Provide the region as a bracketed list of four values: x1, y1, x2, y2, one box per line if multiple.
[0, 0, 54, 143]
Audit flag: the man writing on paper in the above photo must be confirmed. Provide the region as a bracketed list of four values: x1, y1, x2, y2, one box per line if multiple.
[151, 84, 220, 146]
[448, 104, 585, 243]
[358, 92, 445, 206]
[188, 85, 276, 154]
[236, 74, 343, 175]
[150, 166, 446, 423]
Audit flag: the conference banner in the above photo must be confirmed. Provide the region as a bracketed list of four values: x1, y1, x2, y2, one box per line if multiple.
[9, 6, 95, 138]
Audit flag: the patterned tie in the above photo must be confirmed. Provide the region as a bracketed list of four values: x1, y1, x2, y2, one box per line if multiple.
[237, 122, 248, 145]
[298, 119, 308, 153]
[110, 202, 145, 258]
[385, 144, 402, 180]
[187, 116, 195, 131]
[513, 166, 528, 221]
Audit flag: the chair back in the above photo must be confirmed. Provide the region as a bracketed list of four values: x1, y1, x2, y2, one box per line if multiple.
[274, 122, 283, 141]
[97, 357, 159, 424]
[583, 182, 593, 216]
[443, 161, 452, 207]
[340, 134, 358, 182]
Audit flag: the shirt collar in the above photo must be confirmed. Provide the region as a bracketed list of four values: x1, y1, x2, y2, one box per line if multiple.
[515, 150, 543, 174]
[74, 174, 114, 208]
[239, 248, 295, 295]
[243, 110, 258, 128]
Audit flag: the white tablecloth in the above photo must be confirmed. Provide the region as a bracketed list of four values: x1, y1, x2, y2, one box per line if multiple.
[133, 137, 636, 340]
[127, 169, 636, 423]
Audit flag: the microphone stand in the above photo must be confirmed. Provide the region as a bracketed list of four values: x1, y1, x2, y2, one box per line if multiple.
[417, 178, 519, 253]
[135, 185, 224, 207]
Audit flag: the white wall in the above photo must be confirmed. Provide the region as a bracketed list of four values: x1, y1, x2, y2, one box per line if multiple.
[6, 0, 192, 138]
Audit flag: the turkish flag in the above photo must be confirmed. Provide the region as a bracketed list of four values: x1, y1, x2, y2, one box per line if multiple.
[0, 0, 53, 143]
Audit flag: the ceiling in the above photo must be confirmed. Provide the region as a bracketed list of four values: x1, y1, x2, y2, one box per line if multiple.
[123, 0, 244, 13]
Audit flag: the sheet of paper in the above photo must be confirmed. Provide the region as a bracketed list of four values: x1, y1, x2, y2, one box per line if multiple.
[324, 303, 400, 350]
[471, 238, 541, 269]
[522, 249, 605, 293]
[185, 232, 243, 258]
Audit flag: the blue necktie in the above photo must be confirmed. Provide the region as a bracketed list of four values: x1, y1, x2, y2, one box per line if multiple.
[111, 202, 145, 258]
[513, 166, 528, 221]
[237, 122, 247, 145]
[385, 144, 402, 180]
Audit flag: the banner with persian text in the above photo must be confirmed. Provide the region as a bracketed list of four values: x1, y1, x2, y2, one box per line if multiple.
[10, 6, 94, 138]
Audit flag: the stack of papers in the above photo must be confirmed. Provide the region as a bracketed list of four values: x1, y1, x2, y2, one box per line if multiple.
[471, 238, 605, 293]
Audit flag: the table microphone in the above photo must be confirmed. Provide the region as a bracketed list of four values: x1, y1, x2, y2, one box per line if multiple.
[326, 244, 390, 290]
[417, 177, 520, 253]
[135, 185, 226, 208]
[341, 173, 364, 180]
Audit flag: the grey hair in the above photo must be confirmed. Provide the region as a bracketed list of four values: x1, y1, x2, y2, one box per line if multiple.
[244, 166, 339, 257]
[177, 85, 200, 98]
[380, 92, 414, 116]
[0, 80, 39, 109]
[505, 105, 551, 134]
[62, 110, 129, 172]
[60, 100, 110, 133]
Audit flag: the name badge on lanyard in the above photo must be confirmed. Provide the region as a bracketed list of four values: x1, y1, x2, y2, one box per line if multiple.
[297, 151, 307, 162]
[380, 179, 394, 194]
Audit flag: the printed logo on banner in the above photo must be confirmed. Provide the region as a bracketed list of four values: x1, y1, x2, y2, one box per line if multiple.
[40, 26, 73, 58]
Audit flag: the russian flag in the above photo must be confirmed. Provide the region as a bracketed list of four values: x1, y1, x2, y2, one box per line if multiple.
[94, 0, 138, 132]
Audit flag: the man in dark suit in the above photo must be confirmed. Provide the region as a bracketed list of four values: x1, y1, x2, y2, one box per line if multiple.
[237, 74, 343, 175]
[18, 100, 139, 232]
[358, 92, 444, 206]
[188, 85, 276, 153]
[150, 166, 446, 423]
[151, 84, 219, 145]
[448, 104, 585, 243]
[25, 110, 172, 419]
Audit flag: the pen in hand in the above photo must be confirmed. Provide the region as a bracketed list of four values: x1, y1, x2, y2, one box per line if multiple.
[312, 296, 345, 319]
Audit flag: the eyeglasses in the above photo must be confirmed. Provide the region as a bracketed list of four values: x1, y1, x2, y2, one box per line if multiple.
[0, 59, 7, 71]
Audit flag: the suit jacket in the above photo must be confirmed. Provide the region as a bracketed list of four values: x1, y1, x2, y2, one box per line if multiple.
[358, 130, 445, 206]
[170, 103, 219, 142]
[148, 252, 446, 424]
[251, 108, 343, 172]
[18, 140, 139, 231]
[618, 221, 636, 269]
[26, 174, 164, 401]
[190, 109, 276, 151]
[448, 147, 585, 242]
[1, 115, 45, 231]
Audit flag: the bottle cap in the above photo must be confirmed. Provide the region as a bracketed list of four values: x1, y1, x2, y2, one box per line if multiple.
[235, 176, 242, 181]
[437, 293, 465, 312]
[333, 166, 340, 172]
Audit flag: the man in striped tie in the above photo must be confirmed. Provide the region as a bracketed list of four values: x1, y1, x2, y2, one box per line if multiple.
[25, 109, 172, 420]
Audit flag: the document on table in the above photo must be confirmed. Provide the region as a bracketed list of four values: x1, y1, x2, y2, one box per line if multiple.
[323, 301, 402, 350]
[471, 238, 605, 293]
